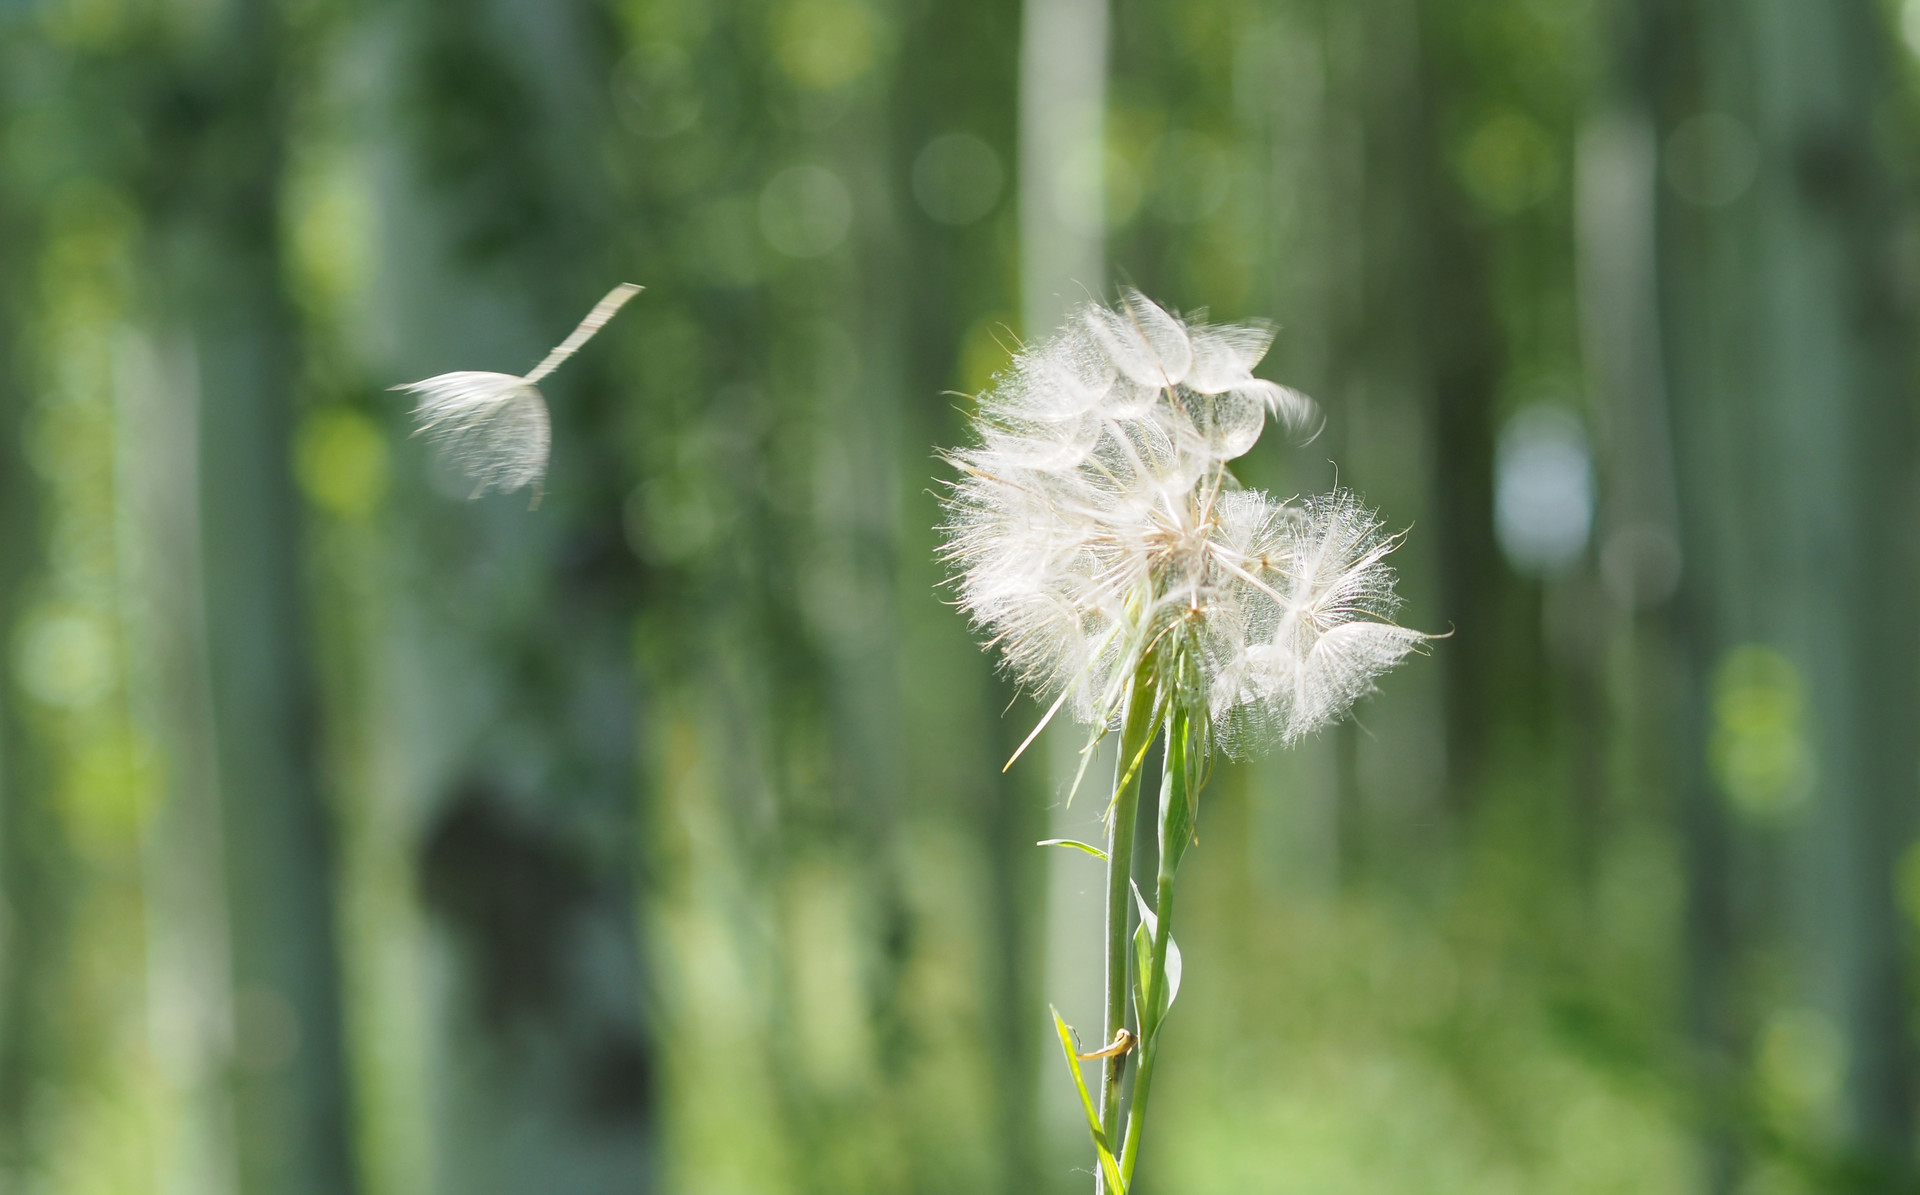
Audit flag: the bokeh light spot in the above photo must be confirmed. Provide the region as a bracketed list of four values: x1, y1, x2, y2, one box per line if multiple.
[288, 155, 372, 314]
[1458, 111, 1559, 216]
[1494, 406, 1593, 576]
[1665, 112, 1759, 207]
[39, 0, 128, 50]
[295, 406, 390, 519]
[1756, 1008, 1844, 1131]
[14, 605, 114, 710]
[1149, 131, 1231, 224]
[624, 477, 717, 566]
[1709, 645, 1814, 820]
[759, 164, 852, 258]
[1051, 144, 1140, 236]
[613, 43, 703, 138]
[772, 0, 878, 92]
[911, 133, 1003, 227]
[63, 726, 160, 856]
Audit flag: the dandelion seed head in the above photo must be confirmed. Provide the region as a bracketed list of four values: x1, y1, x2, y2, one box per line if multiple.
[392, 283, 641, 498]
[395, 371, 551, 497]
[940, 290, 1421, 753]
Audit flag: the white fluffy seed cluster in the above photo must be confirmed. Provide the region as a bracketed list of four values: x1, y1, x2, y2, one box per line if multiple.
[394, 283, 642, 498]
[940, 291, 1424, 752]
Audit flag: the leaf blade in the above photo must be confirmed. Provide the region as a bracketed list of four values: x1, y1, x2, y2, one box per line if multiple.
[1037, 838, 1108, 860]
[1051, 1006, 1127, 1194]
[1130, 882, 1182, 1020]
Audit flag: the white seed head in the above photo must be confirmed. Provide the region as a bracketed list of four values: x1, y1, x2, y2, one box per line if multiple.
[393, 283, 641, 498]
[397, 370, 551, 497]
[940, 290, 1421, 754]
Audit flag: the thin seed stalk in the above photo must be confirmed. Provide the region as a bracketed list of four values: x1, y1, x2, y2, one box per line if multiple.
[1120, 707, 1192, 1183]
[1098, 671, 1159, 1172]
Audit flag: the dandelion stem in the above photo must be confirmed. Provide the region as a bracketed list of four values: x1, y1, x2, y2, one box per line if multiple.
[1098, 670, 1158, 1181]
[1118, 873, 1175, 1184]
[1119, 708, 1191, 1184]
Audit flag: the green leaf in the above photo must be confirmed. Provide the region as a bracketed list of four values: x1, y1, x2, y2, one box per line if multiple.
[1036, 838, 1108, 860]
[1132, 917, 1154, 1033]
[1130, 882, 1182, 1028]
[1158, 709, 1196, 874]
[1050, 1006, 1128, 1195]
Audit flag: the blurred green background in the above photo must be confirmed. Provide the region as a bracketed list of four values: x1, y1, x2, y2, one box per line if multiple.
[2, 0, 1919, 1192]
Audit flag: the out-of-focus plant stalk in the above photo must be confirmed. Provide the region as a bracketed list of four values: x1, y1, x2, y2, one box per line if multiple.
[1098, 671, 1159, 1158]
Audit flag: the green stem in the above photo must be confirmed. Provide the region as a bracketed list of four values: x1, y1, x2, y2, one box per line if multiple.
[1120, 709, 1191, 1184]
[1098, 672, 1158, 1173]
[1118, 871, 1175, 1182]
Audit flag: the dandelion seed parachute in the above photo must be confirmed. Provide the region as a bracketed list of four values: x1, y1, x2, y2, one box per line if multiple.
[393, 282, 642, 498]
[940, 289, 1422, 754]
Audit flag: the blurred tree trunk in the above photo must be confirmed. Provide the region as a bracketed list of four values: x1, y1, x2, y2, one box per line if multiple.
[327, 1, 655, 1191]
[142, 6, 358, 1193]
[1, 3, 366, 1189]
[1646, 0, 1919, 1186]
[594, 0, 1045, 1189]
[1416, 104, 1506, 817]
[0, 136, 54, 1181]
[1337, 0, 1451, 869]
[898, 0, 1041, 1185]
[1407, 4, 1539, 817]
[1018, 0, 1114, 1182]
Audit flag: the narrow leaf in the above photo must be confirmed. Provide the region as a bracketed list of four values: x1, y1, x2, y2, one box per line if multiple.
[1051, 1007, 1127, 1194]
[1131, 880, 1157, 937]
[1037, 838, 1108, 860]
[1132, 918, 1154, 1032]
[1131, 882, 1183, 1014]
